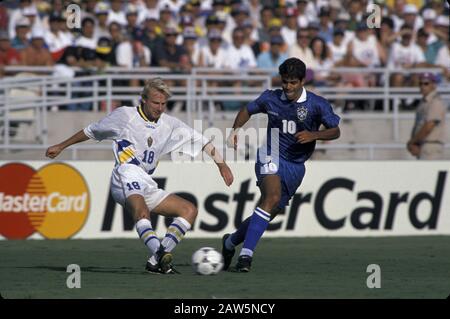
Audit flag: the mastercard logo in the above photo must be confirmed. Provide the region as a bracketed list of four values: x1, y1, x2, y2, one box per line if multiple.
[0, 162, 90, 239]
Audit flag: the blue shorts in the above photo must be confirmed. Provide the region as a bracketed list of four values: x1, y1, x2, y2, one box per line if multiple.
[254, 158, 306, 208]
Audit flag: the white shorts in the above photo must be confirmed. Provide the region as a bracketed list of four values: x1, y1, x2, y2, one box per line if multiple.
[110, 164, 170, 211]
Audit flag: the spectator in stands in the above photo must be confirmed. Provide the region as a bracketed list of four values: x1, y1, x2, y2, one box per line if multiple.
[296, 0, 313, 28]
[141, 17, 163, 65]
[256, 35, 288, 86]
[242, 19, 259, 57]
[407, 73, 446, 160]
[95, 36, 115, 69]
[75, 17, 97, 54]
[425, 16, 450, 66]
[317, 7, 333, 43]
[138, 0, 160, 25]
[346, 22, 385, 86]
[44, 14, 70, 63]
[197, 29, 229, 69]
[388, 25, 426, 88]
[328, 29, 348, 67]
[8, 0, 32, 38]
[181, 27, 200, 67]
[347, 0, 363, 31]
[421, 9, 438, 45]
[93, 2, 111, 39]
[376, 17, 397, 57]
[281, 7, 298, 47]
[107, 0, 127, 26]
[435, 41, 450, 82]
[309, 36, 334, 86]
[108, 22, 124, 60]
[22, 5, 44, 34]
[289, 29, 315, 69]
[125, 4, 142, 39]
[400, 4, 423, 32]
[20, 28, 54, 66]
[306, 21, 321, 42]
[415, 28, 438, 66]
[115, 31, 151, 69]
[158, 5, 176, 30]
[11, 18, 30, 51]
[256, 6, 274, 45]
[153, 25, 191, 73]
[0, 31, 22, 66]
[226, 27, 257, 70]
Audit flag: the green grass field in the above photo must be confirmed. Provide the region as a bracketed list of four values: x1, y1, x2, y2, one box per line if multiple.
[1, 237, 449, 299]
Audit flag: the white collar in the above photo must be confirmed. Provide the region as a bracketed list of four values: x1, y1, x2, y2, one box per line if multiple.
[280, 87, 307, 103]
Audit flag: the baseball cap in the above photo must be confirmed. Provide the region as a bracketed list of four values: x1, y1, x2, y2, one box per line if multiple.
[95, 2, 109, 15]
[23, 6, 38, 16]
[183, 27, 197, 40]
[126, 4, 138, 16]
[268, 18, 283, 30]
[96, 37, 112, 55]
[422, 9, 437, 20]
[419, 72, 437, 83]
[270, 35, 284, 45]
[208, 29, 222, 40]
[435, 15, 450, 27]
[403, 4, 418, 15]
[16, 17, 31, 28]
[31, 28, 45, 39]
[356, 21, 369, 31]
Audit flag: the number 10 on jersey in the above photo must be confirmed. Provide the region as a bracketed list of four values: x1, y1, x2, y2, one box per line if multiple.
[282, 120, 297, 134]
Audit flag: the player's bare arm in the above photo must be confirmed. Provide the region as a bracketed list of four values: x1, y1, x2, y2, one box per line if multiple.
[202, 142, 234, 186]
[227, 107, 251, 150]
[295, 126, 340, 144]
[45, 129, 90, 158]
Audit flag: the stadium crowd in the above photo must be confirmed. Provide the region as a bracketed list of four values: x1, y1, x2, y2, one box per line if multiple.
[0, 0, 449, 109]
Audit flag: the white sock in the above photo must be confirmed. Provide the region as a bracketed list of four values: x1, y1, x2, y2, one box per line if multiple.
[136, 218, 160, 263]
[161, 217, 191, 253]
[240, 248, 253, 257]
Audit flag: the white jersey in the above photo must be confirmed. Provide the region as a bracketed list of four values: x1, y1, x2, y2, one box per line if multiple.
[351, 35, 380, 67]
[84, 105, 209, 175]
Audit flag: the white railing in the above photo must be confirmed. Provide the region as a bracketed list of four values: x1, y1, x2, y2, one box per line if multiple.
[0, 66, 449, 160]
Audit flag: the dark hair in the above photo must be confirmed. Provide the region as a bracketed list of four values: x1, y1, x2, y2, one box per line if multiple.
[279, 58, 306, 80]
[82, 17, 95, 28]
[310, 36, 328, 61]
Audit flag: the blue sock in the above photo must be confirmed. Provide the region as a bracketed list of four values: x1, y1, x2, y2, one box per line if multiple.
[240, 207, 270, 257]
[227, 217, 251, 249]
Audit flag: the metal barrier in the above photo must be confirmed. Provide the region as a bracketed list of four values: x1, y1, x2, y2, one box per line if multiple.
[0, 66, 449, 159]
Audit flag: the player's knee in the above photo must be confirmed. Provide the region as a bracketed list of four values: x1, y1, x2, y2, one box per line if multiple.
[262, 193, 281, 210]
[134, 208, 150, 220]
[181, 202, 198, 223]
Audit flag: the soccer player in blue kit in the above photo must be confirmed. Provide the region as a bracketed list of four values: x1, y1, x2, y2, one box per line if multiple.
[222, 57, 341, 272]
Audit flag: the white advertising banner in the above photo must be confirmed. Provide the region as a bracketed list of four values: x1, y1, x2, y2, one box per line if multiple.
[0, 161, 449, 239]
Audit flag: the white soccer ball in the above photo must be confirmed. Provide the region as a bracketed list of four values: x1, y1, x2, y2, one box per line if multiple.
[191, 247, 224, 275]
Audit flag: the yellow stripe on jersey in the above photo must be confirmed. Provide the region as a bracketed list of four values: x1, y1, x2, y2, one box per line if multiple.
[138, 105, 150, 122]
[118, 147, 135, 163]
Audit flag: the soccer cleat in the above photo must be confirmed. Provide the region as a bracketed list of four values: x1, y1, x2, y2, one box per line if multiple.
[145, 261, 162, 274]
[235, 255, 252, 273]
[155, 247, 176, 274]
[221, 233, 235, 271]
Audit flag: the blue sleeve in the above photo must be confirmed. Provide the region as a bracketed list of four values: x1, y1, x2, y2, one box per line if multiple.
[318, 97, 340, 128]
[247, 90, 270, 115]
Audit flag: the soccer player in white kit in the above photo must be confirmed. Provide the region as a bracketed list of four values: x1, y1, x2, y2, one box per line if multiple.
[46, 78, 234, 274]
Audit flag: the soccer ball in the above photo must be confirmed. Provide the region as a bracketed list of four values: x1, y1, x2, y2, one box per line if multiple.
[191, 247, 224, 275]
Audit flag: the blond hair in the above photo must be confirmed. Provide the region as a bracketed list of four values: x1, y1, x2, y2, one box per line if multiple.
[141, 77, 172, 100]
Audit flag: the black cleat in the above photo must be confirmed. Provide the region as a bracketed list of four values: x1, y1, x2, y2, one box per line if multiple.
[155, 247, 181, 274]
[145, 261, 162, 274]
[235, 255, 252, 273]
[221, 234, 235, 271]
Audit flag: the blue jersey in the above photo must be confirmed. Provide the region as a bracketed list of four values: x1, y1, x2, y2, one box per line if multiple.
[247, 88, 340, 163]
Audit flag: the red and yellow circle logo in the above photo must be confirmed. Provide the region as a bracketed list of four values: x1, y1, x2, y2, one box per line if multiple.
[0, 162, 90, 239]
